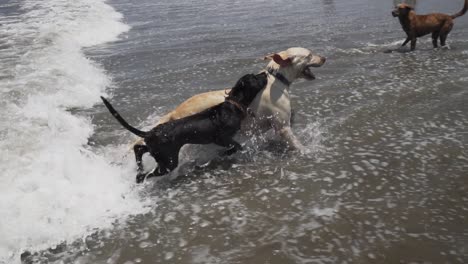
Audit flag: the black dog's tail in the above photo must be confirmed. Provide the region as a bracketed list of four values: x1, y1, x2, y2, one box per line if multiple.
[452, 0, 468, 19]
[100, 96, 148, 138]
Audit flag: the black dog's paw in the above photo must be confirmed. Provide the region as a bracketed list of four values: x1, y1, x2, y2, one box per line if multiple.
[222, 147, 238, 156]
[136, 173, 146, 183]
[221, 149, 233, 156]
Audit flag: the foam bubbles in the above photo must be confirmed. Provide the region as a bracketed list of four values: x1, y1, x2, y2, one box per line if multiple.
[0, 0, 146, 263]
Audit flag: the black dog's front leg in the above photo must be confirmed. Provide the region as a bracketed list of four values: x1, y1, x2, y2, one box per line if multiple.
[224, 141, 242, 156]
[216, 138, 243, 156]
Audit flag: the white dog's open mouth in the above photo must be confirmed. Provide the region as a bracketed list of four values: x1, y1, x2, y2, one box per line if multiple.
[303, 56, 325, 80]
[302, 66, 316, 80]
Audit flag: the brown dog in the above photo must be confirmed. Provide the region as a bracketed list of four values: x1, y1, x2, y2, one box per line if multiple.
[392, 0, 467, 50]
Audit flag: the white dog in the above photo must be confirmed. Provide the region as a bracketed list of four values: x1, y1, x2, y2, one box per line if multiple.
[133, 47, 326, 151]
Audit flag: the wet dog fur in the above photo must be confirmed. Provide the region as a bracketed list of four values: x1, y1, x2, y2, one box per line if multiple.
[101, 73, 267, 183]
[132, 47, 326, 152]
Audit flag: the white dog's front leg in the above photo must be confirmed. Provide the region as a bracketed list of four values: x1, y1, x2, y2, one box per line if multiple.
[278, 126, 305, 152]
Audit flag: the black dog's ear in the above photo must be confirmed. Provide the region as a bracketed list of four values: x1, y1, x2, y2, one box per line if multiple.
[230, 78, 245, 95]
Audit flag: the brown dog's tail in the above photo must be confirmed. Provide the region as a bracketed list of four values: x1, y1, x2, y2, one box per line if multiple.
[101, 96, 149, 138]
[451, 0, 468, 19]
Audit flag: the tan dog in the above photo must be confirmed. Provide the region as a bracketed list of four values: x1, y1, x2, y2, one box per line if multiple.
[134, 47, 326, 151]
[392, 0, 468, 50]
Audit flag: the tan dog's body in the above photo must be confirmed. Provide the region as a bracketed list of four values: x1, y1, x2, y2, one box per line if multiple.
[392, 1, 468, 50]
[134, 47, 326, 151]
[158, 90, 231, 125]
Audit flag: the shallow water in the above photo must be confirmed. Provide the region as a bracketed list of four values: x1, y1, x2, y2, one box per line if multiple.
[1, 0, 468, 263]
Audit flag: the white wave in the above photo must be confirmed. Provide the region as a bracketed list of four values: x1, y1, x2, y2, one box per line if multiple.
[0, 0, 148, 263]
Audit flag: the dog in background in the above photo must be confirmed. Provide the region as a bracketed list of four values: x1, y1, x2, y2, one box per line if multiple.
[392, 0, 467, 50]
[102, 73, 267, 183]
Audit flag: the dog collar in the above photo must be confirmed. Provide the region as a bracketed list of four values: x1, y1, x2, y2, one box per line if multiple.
[225, 99, 254, 117]
[267, 68, 291, 87]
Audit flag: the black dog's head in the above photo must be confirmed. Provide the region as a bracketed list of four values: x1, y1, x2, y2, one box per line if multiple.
[392, 3, 413, 17]
[228, 72, 267, 106]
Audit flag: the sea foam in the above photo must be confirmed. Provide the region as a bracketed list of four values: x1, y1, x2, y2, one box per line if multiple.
[0, 0, 148, 263]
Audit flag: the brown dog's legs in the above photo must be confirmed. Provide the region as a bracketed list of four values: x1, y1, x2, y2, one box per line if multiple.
[410, 36, 417, 51]
[440, 21, 454, 46]
[402, 37, 410, 47]
[440, 32, 449, 46]
[432, 31, 440, 48]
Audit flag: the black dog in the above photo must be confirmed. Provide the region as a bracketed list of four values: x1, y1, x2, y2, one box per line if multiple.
[101, 73, 267, 183]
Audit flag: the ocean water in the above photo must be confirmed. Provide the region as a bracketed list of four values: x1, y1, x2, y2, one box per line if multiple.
[0, 0, 150, 262]
[1, 0, 468, 263]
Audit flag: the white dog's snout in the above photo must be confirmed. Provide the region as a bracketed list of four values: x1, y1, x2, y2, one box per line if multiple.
[309, 55, 326, 67]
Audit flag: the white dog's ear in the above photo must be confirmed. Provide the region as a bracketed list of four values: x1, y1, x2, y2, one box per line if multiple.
[263, 53, 292, 67]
